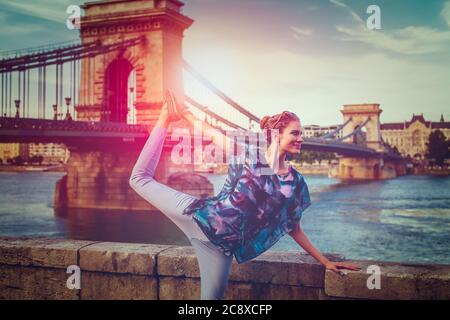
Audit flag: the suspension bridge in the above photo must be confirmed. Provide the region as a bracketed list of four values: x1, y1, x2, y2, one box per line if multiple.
[0, 0, 406, 211]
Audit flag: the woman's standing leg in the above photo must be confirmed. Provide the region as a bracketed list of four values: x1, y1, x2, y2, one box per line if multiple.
[191, 238, 233, 300]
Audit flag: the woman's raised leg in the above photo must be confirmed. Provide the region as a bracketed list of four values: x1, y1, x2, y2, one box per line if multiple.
[129, 99, 233, 300]
[129, 123, 208, 242]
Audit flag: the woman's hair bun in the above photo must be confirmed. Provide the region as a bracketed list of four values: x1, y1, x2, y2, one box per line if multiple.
[260, 115, 271, 129]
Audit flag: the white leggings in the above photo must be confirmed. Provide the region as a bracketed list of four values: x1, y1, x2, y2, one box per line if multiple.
[129, 125, 233, 300]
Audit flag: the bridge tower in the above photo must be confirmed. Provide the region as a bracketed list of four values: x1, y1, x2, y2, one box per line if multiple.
[55, 0, 214, 212]
[341, 104, 384, 152]
[329, 103, 406, 180]
[76, 0, 193, 125]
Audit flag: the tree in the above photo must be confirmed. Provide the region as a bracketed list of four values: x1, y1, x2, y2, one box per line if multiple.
[13, 156, 24, 165]
[291, 150, 337, 165]
[426, 130, 450, 166]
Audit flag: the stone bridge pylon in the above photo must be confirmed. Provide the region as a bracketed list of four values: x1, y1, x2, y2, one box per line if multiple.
[55, 0, 214, 211]
[340, 104, 384, 152]
[329, 103, 406, 180]
[76, 0, 193, 124]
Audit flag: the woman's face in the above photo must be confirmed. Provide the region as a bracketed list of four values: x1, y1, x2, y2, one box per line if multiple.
[278, 120, 304, 154]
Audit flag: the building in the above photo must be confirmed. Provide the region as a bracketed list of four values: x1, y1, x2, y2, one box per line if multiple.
[380, 114, 450, 159]
[28, 143, 70, 164]
[0, 143, 28, 163]
[303, 124, 343, 139]
[0, 142, 69, 164]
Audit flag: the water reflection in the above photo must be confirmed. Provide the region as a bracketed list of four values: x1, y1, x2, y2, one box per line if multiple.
[54, 206, 192, 246]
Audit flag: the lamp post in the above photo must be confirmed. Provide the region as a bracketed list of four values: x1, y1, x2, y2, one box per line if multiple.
[53, 104, 58, 120]
[14, 100, 20, 118]
[65, 97, 72, 121]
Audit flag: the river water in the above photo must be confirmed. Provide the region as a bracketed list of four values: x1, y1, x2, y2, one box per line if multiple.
[0, 171, 449, 264]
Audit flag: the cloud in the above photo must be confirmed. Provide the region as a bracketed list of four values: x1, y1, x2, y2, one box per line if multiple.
[184, 42, 450, 125]
[329, 0, 366, 24]
[0, 24, 46, 37]
[329, 0, 346, 9]
[331, 0, 450, 55]
[291, 26, 314, 39]
[1, 0, 78, 24]
[443, 1, 450, 27]
[307, 5, 320, 12]
[0, 9, 46, 38]
[336, 25, 450, 55]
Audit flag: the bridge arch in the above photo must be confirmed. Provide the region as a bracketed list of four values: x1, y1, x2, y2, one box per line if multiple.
[103, 57, 135, 123]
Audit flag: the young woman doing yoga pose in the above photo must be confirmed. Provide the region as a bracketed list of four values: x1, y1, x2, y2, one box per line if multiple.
[129, 92, 360, 300]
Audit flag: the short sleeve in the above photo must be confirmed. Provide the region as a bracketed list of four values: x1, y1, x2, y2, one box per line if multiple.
[287, 174, 312, 230]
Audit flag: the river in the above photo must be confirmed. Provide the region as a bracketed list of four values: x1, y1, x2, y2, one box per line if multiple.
[0, 171, 449, 264]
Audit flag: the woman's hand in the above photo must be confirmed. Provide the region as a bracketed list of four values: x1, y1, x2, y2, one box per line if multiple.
[324, 261, 361, 275]
[155, 100, 170, 130]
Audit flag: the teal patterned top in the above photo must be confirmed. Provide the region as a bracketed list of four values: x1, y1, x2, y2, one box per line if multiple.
[182, 143, 311, 264]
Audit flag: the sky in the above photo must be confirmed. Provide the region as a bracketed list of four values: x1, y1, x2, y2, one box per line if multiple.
[0, 0, 449, 127]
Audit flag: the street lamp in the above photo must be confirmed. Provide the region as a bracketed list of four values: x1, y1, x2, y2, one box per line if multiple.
[14, 100, 20, 118]
[65, 97, 72, 121]
[53, 104, 58, 120]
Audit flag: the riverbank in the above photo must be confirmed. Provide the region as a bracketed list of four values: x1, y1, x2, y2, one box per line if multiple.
[292, 164, 329, 175]
[0, 164, 66, 172]
[294, 164, 450, 176]
[0, 237, 448, 300]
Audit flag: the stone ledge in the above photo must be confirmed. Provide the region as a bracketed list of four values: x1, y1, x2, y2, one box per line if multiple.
[79, 241, 173, 275]
[157, 246, 345, 287]
[1, 238, 449, 300]
[325, 260, 450, 300]
[159, 276, 329, 300]
[80, 271, 157, 300]
[0, 237, 95, 269]
[0, 264, 79, 300]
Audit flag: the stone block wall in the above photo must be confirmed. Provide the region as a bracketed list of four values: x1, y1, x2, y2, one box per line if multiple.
[1, 237, 449, 300]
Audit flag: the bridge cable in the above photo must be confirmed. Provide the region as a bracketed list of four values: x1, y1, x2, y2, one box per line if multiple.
[183, 60, 260, 123]
[60, 62, 63, 116]
[38, 67, 41, 118]
[43, 66, 46, 119]
[336, 117, 371, 142]
[184, 95, 245, 130]
[23, 69, 26, 117]
[9, 72, 12, 117]
[1, 72, 3, 117]
[56, 63, 59, 119]
[320, 117, 353, 139]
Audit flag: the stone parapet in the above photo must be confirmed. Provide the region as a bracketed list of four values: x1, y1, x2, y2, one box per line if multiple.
[1, 237, 448, 300]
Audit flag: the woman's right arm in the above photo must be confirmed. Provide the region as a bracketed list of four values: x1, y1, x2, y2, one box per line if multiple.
[183, 112, 235, 157]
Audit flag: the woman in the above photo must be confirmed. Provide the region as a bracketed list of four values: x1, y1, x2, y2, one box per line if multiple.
[129, 92, 360, 300]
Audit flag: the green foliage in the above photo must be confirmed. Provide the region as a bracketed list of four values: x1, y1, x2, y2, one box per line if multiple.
[290, 150, 337, 164]
[426, 130, 450, 166]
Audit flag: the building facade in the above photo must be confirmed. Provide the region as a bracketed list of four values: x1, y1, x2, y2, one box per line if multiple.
[0, 143, 28, 163]
[303, 124, 343, 139]
[380, 114, 450, 159]
[0, 143, 70, 164]
[28, 143, 70, 164]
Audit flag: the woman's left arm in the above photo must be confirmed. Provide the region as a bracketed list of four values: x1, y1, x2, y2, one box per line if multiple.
[288, 224, 361, 274]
